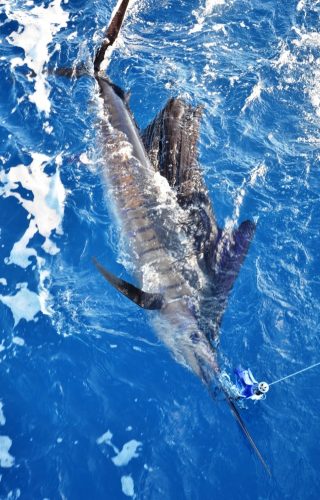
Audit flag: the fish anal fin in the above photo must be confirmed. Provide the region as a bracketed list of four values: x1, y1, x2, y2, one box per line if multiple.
[93, 257, 164, 310]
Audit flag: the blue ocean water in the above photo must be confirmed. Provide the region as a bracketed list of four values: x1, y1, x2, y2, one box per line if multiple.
[0, 0, 319, 498]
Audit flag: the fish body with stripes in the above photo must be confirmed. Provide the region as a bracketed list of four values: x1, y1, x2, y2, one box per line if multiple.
[89, 0, 269, 475]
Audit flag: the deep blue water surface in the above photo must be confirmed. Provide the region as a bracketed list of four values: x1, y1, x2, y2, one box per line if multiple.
[0, 0, 320, 498]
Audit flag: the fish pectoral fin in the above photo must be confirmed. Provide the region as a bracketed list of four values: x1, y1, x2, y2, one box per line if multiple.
[93, 258, 164, 310]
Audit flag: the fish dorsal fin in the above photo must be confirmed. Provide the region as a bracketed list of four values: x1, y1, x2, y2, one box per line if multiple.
[142, 98, 219, 252]
[142, 98, 207, 206]
[93, 258, 164, 310]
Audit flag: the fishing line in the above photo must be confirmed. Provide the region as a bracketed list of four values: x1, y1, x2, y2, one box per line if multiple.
[269, 361, 320, 386]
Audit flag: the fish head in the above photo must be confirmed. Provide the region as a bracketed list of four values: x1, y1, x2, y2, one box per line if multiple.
[153, 298, 219, 380]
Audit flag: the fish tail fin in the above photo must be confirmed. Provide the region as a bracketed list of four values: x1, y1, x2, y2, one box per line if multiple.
[94, 0, 131, 73]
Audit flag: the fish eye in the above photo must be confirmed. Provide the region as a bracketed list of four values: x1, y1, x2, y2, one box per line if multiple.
[190, 332, 200, 343]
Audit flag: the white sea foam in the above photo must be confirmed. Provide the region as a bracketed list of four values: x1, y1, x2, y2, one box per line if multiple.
[277, 27, 320, 118]
[121, 475, 135, 497]
[43, 122, 54, 135]
[5, 0, 69, 116]
[241, 78, 263, 113]
[297, 0, 306, 11]
[0, 279, 7, 286]
[0, 283, 45, 326]
[132, 346, 142, 352]
[309, 64, 320, 117]
[190, 0, 227, 34]
[0, 152, 66, 269]
[212, 23, 228, 35]
[0, 151, 63, 323]
[96, 430, 142, 467]
[0, 403, 5, 426]
[12, 336, 25, 347]
[292, 28, 320, 48]
[79, 153, 92, 165]
[111, 439, 142, 467]
[96, 430, 115, 448]
[292, 28, 320, 117]
[0, 436, 14, 468]
[7, 219, 38, 269]
[273, 43, 296, 69]
[249, 163, 267, 186]
[4, 489, 21, 500]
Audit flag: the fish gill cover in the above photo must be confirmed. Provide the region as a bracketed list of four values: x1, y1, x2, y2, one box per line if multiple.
[0, 0, 319, 499]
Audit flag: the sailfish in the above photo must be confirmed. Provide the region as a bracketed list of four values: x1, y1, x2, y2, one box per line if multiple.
[89, 0, 269, 474]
